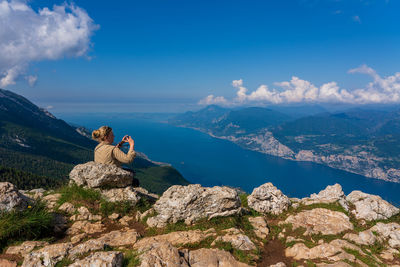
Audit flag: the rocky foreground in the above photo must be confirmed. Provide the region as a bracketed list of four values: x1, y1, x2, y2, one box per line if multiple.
[1, 162, 400, 266]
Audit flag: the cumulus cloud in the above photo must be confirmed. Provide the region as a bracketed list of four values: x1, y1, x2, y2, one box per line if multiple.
[0, 0, 98, 87]
[25, 75, 37, 87]
[198, 94, 229, 106]
[198, 65, 400, 106]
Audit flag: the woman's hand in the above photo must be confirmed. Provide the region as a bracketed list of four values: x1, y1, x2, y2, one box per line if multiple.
[128, 136, 134, 145]
[124, 135, 134, 149]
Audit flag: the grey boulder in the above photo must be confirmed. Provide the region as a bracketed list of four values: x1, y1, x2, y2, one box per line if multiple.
[247, 182, 290, 215]
[147, 184, 242, 228]
[69, 161, 133, 188]
[0, 182, 29, 212]
[346, 190, 399, 221]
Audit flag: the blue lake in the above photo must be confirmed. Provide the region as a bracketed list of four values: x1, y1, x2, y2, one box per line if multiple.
[60, 113, 400, 206]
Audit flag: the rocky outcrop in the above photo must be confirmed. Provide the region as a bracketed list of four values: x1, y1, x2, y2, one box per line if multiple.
[22, 242, 73, 267]
[186, 248, 252, 267]
[346, 190, 399, 221]
[248, 216, 269, 239]
[6, 241, 49, 257]
[211, 228, 256, 251]
[370, 222, 400, 248]
[146, 184, 242, 227]
[137, 241, 252, 267]
[100, 186, 141, 203]
[134, 229, 216, 249]
[343, 230, 377, 246]
[68, 251, 123, 267]
[138, 241, 186, 267]
[285, 239, 364, 262]
[284, 208, 353, 235]
[69, 161, 133, 188]
[66, 220, 105, 235]
[301, 184, 348, 210]
[247, 183, 290, 215]
[0, 182, 29, 211]
[69, 229, 139, 258]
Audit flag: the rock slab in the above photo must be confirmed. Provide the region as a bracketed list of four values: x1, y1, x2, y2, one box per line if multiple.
[147, 184, 242, 227]
[69, 161, 133, 188]
[346, 190, 399, 221]
[284, 208, 353, 235]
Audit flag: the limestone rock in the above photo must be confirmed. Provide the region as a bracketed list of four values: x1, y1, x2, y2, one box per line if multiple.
[69, 161, 133, 188]
[380, 248, 399, 261]
[43, 193, 61, 210]
[6, 241, 49, 256]
[20, 188, 44, 200]
[101, 186, 140, 203]
[302, 184, 348, 210]
[0, 182, 29, 211]
[69, 229, 139, 258]
[119, 215, 133, 226]
[284, 208, 353, 235]
[346, 191, 399, 221]
[187, 248, 252, 267]
[138, 241, 188, 267]
[247, 183, 290, 215]
[108, 213, 120, 220]
[66, 220, 104, 235]
[134, 229, 216, 249]
[370, 222, 400, 248]
[270, 263, 286, 267]
[68, 238, 106, 259]
[139, 208, 154, 221]
[146, 184, 242, 227]
[22, 242, 73, 267]
[99, 229, 139, 247]
[316, 263, 353, 267]
[58, 202, 76, 214]
[69, 251, 123, 267]
[248, 216, 269, 239]
[212, 228, 256, 250]
[70, 206, 101, 221]
[285, 240, 360, 261]
[0, 259, 17, 267]
[343, 230, 377, 246]
[70, 233, 87, 244]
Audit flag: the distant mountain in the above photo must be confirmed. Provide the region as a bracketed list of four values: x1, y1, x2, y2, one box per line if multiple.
[169, 105, 292, 136]
[170, 105, 400, 183]
[0, 89, 189, 193]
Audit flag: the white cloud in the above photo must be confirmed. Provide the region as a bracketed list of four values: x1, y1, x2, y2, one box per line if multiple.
[199, 65, 400, 106]
[352, 15, 361, 23]
[25, 75, 37, 87]
[0, 0, 98, 87]
[198, 94, 229, 106]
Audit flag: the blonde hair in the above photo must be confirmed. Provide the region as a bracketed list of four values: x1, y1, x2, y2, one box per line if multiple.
[92, 126, 112, 142]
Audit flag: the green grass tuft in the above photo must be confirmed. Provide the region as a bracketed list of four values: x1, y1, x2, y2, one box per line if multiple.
[54, 258, 74, 267]
[122, 250, 141, 267]
[57, 184, 102, 208]
[0, 201, 53, 251]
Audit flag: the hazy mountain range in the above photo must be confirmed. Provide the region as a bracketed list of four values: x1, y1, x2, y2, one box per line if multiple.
[169, 104, 400, 183]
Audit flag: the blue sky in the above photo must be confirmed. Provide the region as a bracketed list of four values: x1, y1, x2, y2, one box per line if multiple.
[1, 0, 400, 112]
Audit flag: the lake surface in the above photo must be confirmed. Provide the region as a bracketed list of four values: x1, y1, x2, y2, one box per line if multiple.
[60, 113, 400, 206]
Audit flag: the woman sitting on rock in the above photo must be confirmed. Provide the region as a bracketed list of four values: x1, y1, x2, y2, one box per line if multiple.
[92, 126, 139, 186]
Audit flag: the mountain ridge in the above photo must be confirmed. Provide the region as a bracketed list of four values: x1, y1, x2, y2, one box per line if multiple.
[169, 105, 400, 183]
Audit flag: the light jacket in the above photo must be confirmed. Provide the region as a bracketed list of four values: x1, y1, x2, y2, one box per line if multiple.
[94, 142, 136, 167]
